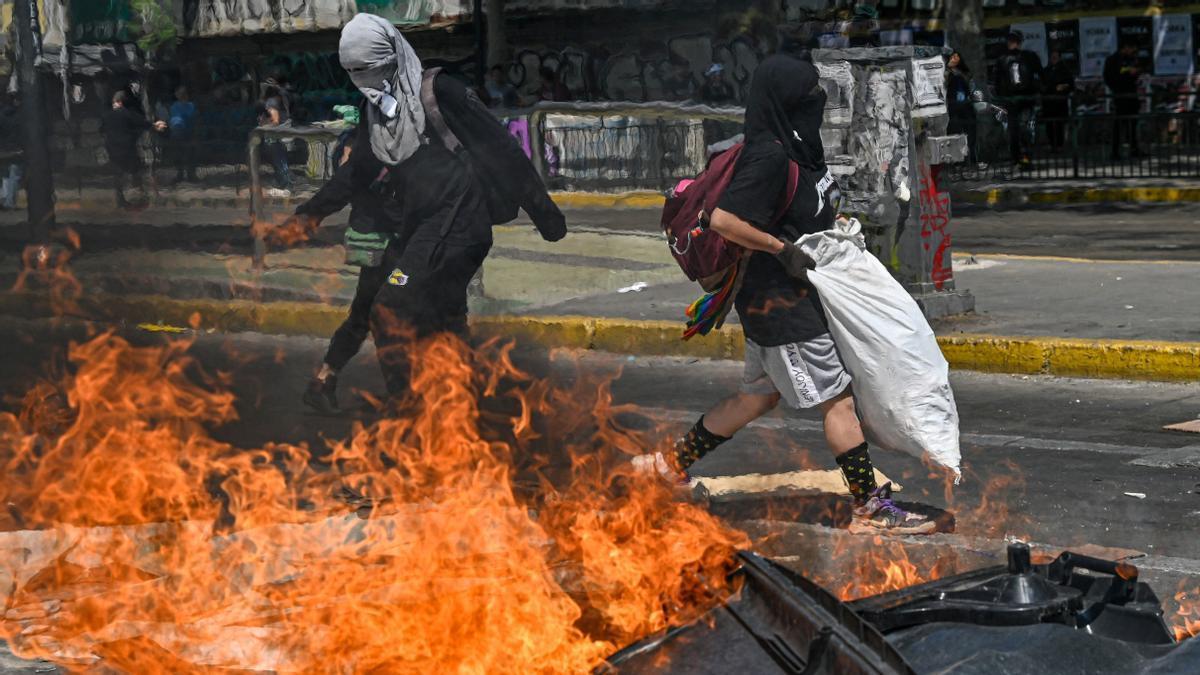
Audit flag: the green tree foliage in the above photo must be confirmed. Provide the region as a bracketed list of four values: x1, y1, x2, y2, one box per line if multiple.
[130, 0, 177, 55]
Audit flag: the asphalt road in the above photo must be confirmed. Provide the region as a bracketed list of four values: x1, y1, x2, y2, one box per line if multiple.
[2, 317, 1198, 562]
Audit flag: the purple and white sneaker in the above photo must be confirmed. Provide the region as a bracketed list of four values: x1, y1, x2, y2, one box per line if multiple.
[849, 482, 936, 535]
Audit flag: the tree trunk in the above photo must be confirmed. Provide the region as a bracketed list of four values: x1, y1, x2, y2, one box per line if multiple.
[486, 0, 507, 68]
[943, 0, 987, 98]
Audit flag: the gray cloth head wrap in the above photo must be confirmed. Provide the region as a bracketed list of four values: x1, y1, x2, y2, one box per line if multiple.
[339, 13, 426, 166]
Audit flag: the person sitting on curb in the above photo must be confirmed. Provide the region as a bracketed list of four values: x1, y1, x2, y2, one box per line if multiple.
[634, 53, 936, 535]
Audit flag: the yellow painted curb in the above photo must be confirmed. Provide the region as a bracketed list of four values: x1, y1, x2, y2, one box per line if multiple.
[954, 186, 1200, 207]
[2, 292, 1197, 382]
[550, 191, 665, 209]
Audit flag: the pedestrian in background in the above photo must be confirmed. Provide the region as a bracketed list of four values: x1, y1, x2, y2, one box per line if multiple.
[995, 31, 1042, 169]
[537, 66, 572, 102]
[699, 64, 736, 106]
[1104, 40, 1142, 160]
[259, 83, 294, 196]
[945, 51, 977, 164]
[485, 65, 521, 108]
[0, 93, 21, 210]
[1042, 50, 1075, 153]
[169, 86, 199, 183]
[103, 90, 167, 208]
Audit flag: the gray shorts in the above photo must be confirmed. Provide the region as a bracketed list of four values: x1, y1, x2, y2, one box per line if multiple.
[741, 334, 853, 409]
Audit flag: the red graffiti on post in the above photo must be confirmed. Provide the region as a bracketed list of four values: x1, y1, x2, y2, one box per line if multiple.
[918, 163, 953, 290]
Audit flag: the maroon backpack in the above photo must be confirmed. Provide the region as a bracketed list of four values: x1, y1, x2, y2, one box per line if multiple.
[662, 143, 801, 291]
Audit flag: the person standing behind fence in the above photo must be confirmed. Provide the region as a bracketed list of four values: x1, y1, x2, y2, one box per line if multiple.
[169, 86, 198, 183]
[1041, 51, 1074, 153]
[945, 51, 977, 165]
[996, 31, 1042, 170]
[1104, 41, 1142, 160]
[103, 91, 167, 209]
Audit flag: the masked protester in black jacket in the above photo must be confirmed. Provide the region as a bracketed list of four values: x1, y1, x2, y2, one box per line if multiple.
[279, 13, 565, 404]
[632, 54, 937, 535]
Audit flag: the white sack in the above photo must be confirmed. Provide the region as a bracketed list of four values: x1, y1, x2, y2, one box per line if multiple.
[798, 219, 962, 478]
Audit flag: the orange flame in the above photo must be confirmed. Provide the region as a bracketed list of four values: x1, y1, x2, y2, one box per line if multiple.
[1173, 586, 1200, 642]
[0, 332, 747, 671]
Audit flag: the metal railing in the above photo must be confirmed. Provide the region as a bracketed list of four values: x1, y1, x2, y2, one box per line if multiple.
[946, 93, 1200, 181]
[527, 102, 744, 193]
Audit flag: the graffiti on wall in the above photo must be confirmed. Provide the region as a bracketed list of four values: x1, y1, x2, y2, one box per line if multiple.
[917, 161, 952, 290]
[495, 33, 765, 104]
[183, 0, 357, 37]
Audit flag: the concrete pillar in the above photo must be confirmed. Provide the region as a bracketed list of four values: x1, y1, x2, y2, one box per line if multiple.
[814, 46, 975, 319]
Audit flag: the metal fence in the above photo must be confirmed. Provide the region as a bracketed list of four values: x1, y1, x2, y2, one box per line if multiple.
[945, 94, 1200, 181]
[526, 102, 744, 193]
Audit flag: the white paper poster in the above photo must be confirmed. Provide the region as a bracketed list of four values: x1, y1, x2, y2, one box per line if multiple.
[1010, 21, 1048, 66]
[1079, 16, 1118, 78]
[910, 56, 947, 117]
[1153, 14, 1194, 76]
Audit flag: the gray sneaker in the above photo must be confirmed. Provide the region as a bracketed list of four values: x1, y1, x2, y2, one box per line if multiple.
[849, 482, 936, 535]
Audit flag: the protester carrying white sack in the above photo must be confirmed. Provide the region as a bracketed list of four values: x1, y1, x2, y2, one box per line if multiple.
[796, 217, 962, 481]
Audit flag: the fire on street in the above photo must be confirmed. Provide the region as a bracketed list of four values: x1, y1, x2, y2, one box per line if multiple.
[1, 319, 1199, 673]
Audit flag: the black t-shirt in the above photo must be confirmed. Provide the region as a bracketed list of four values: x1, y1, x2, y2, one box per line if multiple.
[718, 142, 837, 346]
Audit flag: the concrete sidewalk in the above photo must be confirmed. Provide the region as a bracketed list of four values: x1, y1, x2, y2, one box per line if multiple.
[1, 213, 1198, 381]
[5, 173, 1200, 217]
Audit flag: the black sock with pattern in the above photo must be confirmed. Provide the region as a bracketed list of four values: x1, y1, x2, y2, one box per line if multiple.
[673, 416, 730, 472]
[836, 442, 877, 503]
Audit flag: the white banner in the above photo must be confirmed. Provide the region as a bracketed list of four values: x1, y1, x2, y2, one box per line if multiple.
[1153, 14, 1194, 76]
[1079, 16, 1118, 78]
[1010, 21, 1048, 66]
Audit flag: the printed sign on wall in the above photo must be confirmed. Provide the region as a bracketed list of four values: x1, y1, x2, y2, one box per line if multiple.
[1010, 21, 1048, 66]
[1078, 16, 1117, 78]
[1047, 20, 1080, 73]
[1153, 14, 1194, 76]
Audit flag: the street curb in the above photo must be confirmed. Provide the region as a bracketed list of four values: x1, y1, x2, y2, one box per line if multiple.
[548, 191, 665, 209]
[952, 186, 1200, 207]
[45, 186, 1197, 213]
[42, 191, 671, 214]
[3, 291, 1197, 382]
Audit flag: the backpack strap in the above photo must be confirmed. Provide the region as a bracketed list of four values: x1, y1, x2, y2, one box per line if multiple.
[420, 67, 464, 155]
[769, 160, 802, 229]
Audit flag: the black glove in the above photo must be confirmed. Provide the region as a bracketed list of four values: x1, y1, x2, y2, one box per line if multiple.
[775, 240, 815, 279]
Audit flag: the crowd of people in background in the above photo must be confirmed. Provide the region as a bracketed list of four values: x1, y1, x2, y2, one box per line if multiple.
[5, 19, 1179, 211]
[955, 29, 1152, 169]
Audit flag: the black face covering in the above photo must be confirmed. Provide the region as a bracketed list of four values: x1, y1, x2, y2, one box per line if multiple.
[743, 54, 827, 170]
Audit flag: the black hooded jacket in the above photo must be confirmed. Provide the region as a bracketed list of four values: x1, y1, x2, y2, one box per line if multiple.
[717, 54, 838, 346]
[297, 73, 566, 245]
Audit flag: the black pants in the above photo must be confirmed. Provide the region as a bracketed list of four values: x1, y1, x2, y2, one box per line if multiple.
[1112, 101, 1141, 158]
[172, 136, 197, 180]
[1007, 100, 1034, 162]
[1043, 103, 1069, 150]
[111, 159, 143, 205]
[323, 252, 394, 372]
[370, 234, 491, 395]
